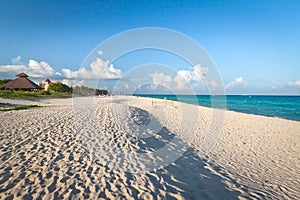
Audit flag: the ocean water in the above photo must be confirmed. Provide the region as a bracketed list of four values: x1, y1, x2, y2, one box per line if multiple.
[134, 95, 300, 122]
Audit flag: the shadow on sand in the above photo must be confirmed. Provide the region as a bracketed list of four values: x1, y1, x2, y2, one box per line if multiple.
[109, 103, 243, 199]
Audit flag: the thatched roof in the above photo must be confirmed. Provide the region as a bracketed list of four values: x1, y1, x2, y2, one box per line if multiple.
[3, 73, 43, 90]
[16, 73, 29, 77]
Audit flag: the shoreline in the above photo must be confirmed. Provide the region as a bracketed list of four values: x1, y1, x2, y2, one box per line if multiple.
[1, 94, 299, 122]
[0, 96, 299, 199]
[134, 94, 300, 122]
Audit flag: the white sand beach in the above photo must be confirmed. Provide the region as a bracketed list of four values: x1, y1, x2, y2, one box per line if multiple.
[0, 96, 299, 199]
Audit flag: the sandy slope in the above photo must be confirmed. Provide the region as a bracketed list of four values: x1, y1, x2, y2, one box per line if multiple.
[0, 96, 299, 199]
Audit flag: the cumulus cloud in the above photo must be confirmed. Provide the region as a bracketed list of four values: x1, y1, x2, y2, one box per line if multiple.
[0, 58, 55, 78]
[62, 57, 122, 80]
[27, 60, 55, 78]
[175, 64, 208, 82]
[173, 64, 208, 90]
[61, 79, 85, 86]
[173, 73, 189, 90]
[288, 80, 300, 87]
[149, 64, 208, 92]
[1, 53, 122, 82]
[0, 64, 26, 73]
[270, 80, 300, 94]
[150, 72, 173, 89]
[225, 76, 247, 89]
[11, 56, 22, 65]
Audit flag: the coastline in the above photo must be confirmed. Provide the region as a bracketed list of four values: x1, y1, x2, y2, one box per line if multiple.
[0, 96, 299, 199]
[135, 94, 300, 122]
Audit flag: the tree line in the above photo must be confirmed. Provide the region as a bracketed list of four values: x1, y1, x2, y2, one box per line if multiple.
[49, 83, 108, 96]
[0, 80, 108, 96]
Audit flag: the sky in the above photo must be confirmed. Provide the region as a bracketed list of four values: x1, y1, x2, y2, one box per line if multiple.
[0, 0, 299, 94]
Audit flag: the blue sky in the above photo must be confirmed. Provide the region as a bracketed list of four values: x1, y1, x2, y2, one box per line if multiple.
[0, 0, 299, 94]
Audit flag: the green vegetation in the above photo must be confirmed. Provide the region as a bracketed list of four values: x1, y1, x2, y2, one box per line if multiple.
[73, 85, 94, 96]
[73, 86, 108, 96]
[0, 104, 41, 112]
[0, 90, 40, 99]
[0, 80, 108, 99]
[95, 89, 108, 96]
[48, 82, 73, 93]
[0, 79, 12, 88]
[0, 90, 72, 99]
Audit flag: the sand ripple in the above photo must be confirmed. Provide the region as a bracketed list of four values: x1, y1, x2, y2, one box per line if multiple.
[0, 96, 299, 199]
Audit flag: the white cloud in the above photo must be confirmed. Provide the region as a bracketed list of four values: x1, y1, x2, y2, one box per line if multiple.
[173, 73, 189, 90]
[150, 72, 173, 89]
[173, 64, 208, 90]
[11, 56, 22, 65]
[61, 69, 75, 79]
[61, 79, 85, 86]
[97, 50, 103, 56]
[0, 64, 26, 73]
[288, 80, 300, 87]
[147, 69, 298, 95]
[27, 60, 54, 78]
[0, 59, 55, 78]
[236, 76, 244, 83]
[262, 80, 300, 94]
[225, 76, 247, 89]
[62, 57, 122, 80]
[148, 64, 208, 93]
[1, 52, 122, 82]
[175, 64, 208, 82]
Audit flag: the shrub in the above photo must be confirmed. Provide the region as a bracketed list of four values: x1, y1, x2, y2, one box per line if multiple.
[0, 79, 12, 88]
[38, 90, 51, 95]
[49, 82, 72, 93]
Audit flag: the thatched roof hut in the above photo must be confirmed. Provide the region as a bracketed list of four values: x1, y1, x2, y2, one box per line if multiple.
[3, 73, 43, 91]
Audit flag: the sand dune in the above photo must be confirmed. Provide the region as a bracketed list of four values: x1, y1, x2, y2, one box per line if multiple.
[0, 96, 299, 199]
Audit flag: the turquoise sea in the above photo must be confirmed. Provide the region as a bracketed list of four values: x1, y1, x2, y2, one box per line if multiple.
[134, 95, 300, 122]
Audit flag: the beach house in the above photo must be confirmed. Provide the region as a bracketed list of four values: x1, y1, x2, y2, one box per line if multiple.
[39, 78, 52, 91]
[2, 73, 43, 91]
